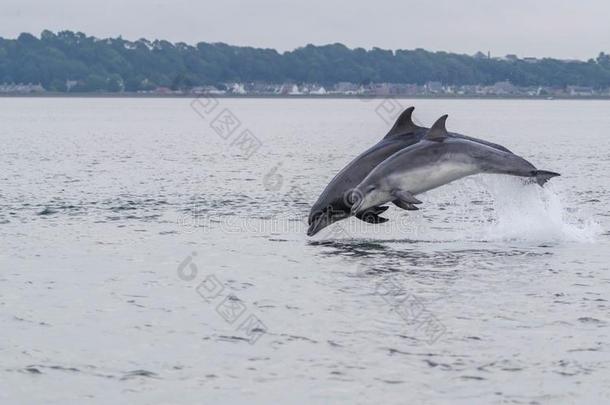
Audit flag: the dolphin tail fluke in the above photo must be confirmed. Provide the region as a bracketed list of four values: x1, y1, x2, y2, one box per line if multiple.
[534, 170, 560, 186]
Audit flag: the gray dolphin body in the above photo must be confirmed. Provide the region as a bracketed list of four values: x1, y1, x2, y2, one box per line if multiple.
[351, 115, 560, 216]
[307, 108, 514, 236]
[307, 108, 426, 236]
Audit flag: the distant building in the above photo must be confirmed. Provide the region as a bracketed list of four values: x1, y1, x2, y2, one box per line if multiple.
[425, 81, 443, 94]
[116, 80, 610, 98]
[154, 87, 174, 94]
[190, 86, 225, 95]
[333, 82, 361, 94]
[0, 83, 45, 93]
[301, 84, 327, 95]
[66, 80, 78, 92]
[288, 84, 301, 95]
[396, 84, 420, 96]
[246, 82, 281, 94]
[278, 83, 300, 95]
[230, 83, 246, 94]
[456, 84, 478, 95]
[567, 86, 594, 96]
[491, 81, 516, 95]
[367, 83, 391, 96]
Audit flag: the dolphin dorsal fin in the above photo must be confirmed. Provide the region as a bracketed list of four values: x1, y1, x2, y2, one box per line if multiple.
[384, 107, 420, 139]
[424, 115, 449, 142]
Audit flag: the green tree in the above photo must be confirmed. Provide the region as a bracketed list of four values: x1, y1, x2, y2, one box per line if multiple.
[0, 30, 609, 92]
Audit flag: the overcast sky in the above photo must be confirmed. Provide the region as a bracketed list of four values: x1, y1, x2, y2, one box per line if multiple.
[1, 0, 608, 60]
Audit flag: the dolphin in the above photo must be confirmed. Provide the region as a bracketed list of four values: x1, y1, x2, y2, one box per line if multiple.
[307, 107, 427, 236]
[350, 115, 560, 217]
[307, 107, 515, 236]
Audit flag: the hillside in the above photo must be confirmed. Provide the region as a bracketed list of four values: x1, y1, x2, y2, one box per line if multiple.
[1, 30, 610, 92]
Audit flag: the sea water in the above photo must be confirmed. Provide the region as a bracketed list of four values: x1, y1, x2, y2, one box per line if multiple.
[1, 97, 609, 404]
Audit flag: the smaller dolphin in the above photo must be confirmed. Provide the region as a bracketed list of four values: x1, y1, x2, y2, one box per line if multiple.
[351, 115, 560, 216]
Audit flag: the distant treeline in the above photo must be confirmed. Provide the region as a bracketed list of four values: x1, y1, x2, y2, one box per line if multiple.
[1, 30, 610, 92]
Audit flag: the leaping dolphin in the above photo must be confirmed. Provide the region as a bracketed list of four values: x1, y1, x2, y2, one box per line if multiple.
[307, 107, 426, 236]
[350, 115, 560, 217]
[307, 108, 515, 236]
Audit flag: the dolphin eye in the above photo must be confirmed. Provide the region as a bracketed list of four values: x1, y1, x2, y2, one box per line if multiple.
[367, 185, 376, 192]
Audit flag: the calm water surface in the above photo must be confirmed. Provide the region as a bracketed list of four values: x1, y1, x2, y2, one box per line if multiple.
[1, 98, 609, 404]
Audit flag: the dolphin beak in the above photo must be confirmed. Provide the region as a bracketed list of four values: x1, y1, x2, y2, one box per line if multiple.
[307, 208, 351, 236]
[307, 222, 321, 236]
[307, 213, 330, 236]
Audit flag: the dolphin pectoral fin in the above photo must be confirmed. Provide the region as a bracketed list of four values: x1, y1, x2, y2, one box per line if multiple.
[393, 199, 419, 211]
[371, 205, 389, 214]
[533, 170, 560, 186]
[356, 211, 390, 224]
[392, 190, 423, 205]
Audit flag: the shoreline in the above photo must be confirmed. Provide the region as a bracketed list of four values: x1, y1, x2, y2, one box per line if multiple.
[2, 92, 610, 100]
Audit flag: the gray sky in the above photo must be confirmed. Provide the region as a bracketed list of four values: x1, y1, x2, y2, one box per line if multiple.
[1, 0, 608, 60]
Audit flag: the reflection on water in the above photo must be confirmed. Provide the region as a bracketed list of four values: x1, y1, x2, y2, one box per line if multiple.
[309, 238, 545, 264]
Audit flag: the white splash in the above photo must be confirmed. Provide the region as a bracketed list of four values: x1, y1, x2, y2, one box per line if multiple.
[478, 176, 601, 243]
